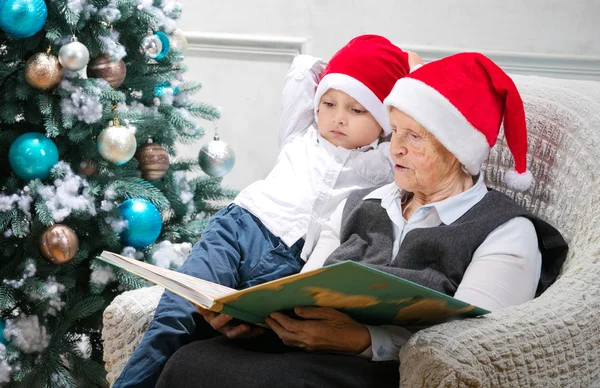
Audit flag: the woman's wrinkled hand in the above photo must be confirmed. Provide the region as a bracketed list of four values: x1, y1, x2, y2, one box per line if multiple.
[195, 305, 265, 339]
[265, 306, 371, 354]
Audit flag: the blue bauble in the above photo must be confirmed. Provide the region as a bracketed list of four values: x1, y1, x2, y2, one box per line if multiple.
[118, 199, 162, 248]
[0, 0, 48, 38]
[9, 132, 59, 181]
[0, 318, 6, 344]
[154, 31, 170, 60]
[154, 82, 180, 97]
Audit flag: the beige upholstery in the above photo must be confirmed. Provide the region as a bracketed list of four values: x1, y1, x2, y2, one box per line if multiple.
[102, 74, 600, 387]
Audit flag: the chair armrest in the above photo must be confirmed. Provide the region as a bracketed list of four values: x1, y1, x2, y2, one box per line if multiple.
[398, 263, 600, 387]
[102, 286, 164, 386]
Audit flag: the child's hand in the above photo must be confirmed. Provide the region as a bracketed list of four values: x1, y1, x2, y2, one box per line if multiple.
[195, 305, 265, 339]
[408, 51, 424, 70]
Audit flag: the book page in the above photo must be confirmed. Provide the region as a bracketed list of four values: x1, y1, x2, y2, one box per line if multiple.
[99, 251, 236, 306]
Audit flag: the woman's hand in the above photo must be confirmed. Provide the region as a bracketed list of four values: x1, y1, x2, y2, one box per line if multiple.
[265, 306, 371, 354]
[195, 305, 265, 339]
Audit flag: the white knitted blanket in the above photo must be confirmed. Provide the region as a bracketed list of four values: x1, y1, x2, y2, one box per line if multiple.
[102, 74, 600, 387]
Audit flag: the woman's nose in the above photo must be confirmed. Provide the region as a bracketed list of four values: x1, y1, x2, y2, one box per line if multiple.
[390, 138, 408, 156]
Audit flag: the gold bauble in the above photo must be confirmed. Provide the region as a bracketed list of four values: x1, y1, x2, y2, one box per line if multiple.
[77, 159, 98, 176]
[24, 52, 64, 90]
[40, 224, 79, 264]
[87, 54, 127, 88]
[135, 141, 170, 181]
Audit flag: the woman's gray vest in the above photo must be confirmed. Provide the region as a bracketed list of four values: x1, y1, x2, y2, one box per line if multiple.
[324, 188, 567, 297]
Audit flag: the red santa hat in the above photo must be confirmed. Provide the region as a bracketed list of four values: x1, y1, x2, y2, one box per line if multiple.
[314, 35, 411, 136]
[384, 52, 533, 191]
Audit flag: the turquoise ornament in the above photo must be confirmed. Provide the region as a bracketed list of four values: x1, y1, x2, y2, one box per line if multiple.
[118, 199, 162, 248]
[154, 31, 170, 60]
[154, 82, 179, 97]
[0, 318, 6, 344]
[0, 0, 48, 38]
[9, 132, 59, 181]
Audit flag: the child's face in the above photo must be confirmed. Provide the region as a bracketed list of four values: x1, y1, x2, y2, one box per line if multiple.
[317, 89, 382, 149]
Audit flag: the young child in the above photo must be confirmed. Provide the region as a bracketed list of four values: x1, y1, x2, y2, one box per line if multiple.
[114, 35, 420, 388]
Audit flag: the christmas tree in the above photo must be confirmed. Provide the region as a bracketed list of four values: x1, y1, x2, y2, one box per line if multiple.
[0, 0, 235, 386]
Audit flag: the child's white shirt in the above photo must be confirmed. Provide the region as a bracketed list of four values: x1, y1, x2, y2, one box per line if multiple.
[233, 55, 394, 258]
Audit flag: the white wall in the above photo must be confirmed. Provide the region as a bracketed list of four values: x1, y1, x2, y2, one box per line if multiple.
[175, 0, 600, 190]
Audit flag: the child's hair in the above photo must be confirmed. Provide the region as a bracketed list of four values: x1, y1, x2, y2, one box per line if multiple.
[314, 35, 412, 135]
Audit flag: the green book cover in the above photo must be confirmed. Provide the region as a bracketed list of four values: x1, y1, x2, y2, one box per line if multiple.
[98, 251, 489, 327]
[213, 260, 490, 326]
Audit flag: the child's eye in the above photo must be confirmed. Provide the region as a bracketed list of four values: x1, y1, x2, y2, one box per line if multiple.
[322, 101, 334, 107]
[352, 108, 366, 114]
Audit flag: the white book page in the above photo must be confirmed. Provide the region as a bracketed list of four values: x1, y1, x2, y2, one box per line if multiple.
[99, 251, 236, 305]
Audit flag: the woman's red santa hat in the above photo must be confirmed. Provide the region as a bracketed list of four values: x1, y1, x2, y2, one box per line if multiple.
[314, 35, 412, 136]
[384, 52, 533, 191]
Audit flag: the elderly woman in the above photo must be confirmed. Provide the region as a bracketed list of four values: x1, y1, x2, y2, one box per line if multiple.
[154, 53, 567, 388]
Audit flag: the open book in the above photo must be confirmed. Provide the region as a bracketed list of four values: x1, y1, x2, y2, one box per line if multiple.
[98, 251, 489, 326]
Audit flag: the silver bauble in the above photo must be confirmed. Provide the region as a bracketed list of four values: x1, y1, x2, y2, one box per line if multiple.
[140, 34, 163, 59]
[199, 136, 235, 177]
[98, 122, 137, 165]
[169, 29, 188, 55]
[59, 38, 90, 72]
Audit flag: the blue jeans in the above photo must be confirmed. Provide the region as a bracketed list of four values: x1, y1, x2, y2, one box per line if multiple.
[113, 204, 305, 388]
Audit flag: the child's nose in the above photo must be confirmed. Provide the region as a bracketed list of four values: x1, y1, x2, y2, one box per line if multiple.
[333, 110, 347, 125]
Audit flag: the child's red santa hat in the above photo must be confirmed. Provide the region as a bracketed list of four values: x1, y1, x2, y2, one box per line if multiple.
[314, 35, 411, 136]
[384, 52, 533, 191]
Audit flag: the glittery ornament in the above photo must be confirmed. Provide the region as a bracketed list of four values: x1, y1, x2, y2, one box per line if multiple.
[0, 0, 47, 38]
[24, 52, 63, 90]
[118, 198, 162, 248]
[199, 134, 235, 177]
[87, 54, 127, 88]
[136, 140, 170, 181]
[9, 132, 59, 181]
[58, 37, 89, 71]
[97, 119, 137, 165]
[77, 159, 97, 176]
[169, 29, 188, 56]
[139, 34, 163, 59]
[40, 224, 79, 264]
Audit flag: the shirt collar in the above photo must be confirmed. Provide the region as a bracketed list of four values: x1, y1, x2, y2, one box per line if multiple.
[429, 173, 488, 225]
[362, 173, 488, 225]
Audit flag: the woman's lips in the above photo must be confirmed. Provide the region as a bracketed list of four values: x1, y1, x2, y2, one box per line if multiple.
[394, 164, 409, 171]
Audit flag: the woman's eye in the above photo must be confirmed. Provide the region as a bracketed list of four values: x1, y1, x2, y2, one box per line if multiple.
[410, 133, 420, 139]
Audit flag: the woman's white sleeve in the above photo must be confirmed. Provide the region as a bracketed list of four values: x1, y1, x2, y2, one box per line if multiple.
[358, 325, 414, 362]
[454, 216, 542, 311]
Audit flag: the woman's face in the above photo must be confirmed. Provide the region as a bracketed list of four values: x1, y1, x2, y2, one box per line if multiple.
[389, 108, 462, 194]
